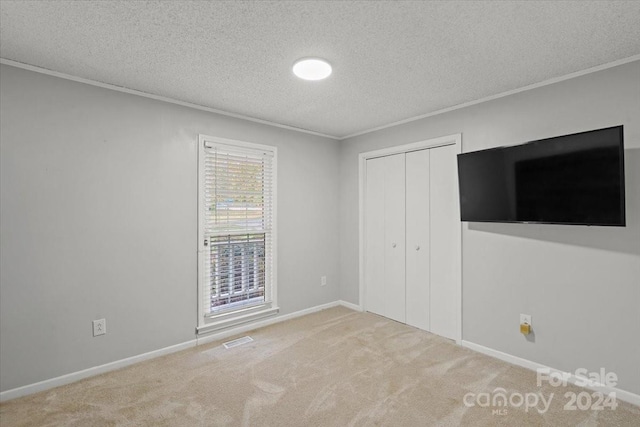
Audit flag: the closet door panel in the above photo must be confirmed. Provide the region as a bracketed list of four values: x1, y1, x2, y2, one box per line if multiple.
[364, 157, 386, 317]
[430, 144, 460, 340]
[405, 149, 430, 331]
[383, 153, 406, 323]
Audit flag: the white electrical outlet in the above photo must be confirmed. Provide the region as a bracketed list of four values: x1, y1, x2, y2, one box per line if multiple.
[321, 276, 327, 286]
[93, 318, 106, 336]
[520, 314, 532, 326]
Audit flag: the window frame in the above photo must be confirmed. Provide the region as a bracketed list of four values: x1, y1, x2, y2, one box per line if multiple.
[197, 134, 278, 335]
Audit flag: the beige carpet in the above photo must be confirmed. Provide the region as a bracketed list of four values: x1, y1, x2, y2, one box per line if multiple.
[1, 306, 638, 426]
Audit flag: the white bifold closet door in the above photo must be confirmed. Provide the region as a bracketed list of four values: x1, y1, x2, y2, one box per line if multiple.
[364, 153, 406, 323]
[405, 149, 430, 331]
[365, 144, 459, 341]
[364, 156, 386, 319]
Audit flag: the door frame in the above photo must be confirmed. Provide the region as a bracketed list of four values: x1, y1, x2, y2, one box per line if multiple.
[358, 133, 463, 343]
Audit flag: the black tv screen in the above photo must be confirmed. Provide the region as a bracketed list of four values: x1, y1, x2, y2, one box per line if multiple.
[457, 126, 625, 226]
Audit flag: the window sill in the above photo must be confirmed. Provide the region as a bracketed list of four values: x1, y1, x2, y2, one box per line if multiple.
[196, 304, 279, 336]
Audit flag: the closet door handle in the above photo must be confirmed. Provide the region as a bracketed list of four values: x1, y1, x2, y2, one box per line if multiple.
[392, 243, 397, 248]
[415, 245, 420, 251]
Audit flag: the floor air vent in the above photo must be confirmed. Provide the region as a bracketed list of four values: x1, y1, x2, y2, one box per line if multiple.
[223, 336, 254, 349]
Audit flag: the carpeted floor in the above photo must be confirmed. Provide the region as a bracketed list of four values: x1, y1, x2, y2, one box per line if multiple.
[1, 306, 638, 426]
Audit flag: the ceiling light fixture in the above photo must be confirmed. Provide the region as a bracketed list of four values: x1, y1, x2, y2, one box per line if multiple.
[292, 58, 332, 81]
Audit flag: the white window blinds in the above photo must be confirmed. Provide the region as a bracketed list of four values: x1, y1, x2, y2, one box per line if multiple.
[199, 138, 275, 319]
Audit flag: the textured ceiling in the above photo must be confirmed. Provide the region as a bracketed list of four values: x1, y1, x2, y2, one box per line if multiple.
[1, 1, 640, 139]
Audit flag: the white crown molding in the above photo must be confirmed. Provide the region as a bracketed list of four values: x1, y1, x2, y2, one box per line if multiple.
[3, 54, 639, 142]
[341, 54, 640, 140]
[0, 58, 340, 141]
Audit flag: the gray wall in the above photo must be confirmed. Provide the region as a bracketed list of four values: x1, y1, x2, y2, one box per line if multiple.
[0, 64, 340, 392]
[339, 61, 640, 394]
[2, 60, 639, 397]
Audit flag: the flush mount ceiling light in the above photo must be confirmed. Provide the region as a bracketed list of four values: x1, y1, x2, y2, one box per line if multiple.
[292, 58, 332, 81]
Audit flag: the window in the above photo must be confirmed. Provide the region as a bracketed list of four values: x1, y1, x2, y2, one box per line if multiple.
[197, 135, 277, 334]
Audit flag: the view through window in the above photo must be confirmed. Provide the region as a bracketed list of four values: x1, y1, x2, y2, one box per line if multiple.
[199, 137, 275, 322]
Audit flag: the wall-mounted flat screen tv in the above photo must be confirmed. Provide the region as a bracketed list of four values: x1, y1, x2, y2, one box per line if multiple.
[457, 126, 625, 226]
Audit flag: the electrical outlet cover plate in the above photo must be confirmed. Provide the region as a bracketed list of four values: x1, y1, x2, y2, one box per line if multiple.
[321, 276, 327, 286]
[520, 314, 532, 326]
[93, 319, 106, 336]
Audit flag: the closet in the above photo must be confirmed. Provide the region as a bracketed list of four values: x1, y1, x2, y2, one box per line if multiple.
[364, 142, 460, 340]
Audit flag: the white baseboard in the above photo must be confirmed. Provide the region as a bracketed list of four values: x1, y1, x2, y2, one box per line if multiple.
[0, 339, 197, 402]
[461, 340, 640, 407]
[196, 299, 362, 348]
[338, 299, 363, 312]
[0, 300, 353, 402]
[195, 300, 342, 345]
